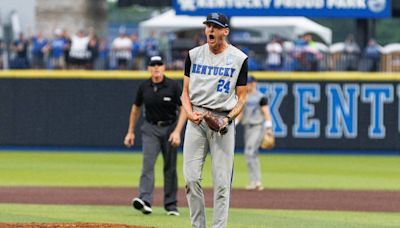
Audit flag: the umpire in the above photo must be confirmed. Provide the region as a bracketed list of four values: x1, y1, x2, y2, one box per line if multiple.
[124, 55, 187, 216]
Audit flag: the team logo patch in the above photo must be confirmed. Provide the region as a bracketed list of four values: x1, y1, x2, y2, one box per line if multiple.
[226, 55, 233, 66]
[211, 13, 220, 20]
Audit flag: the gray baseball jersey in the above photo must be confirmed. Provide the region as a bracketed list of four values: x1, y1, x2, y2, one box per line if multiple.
[241, 91, 268, 125]
[187, 44, 248, 111]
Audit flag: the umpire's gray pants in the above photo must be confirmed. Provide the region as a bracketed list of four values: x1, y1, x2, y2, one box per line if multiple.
[138, 121, 178, 209]
[183, 115, 235, 228]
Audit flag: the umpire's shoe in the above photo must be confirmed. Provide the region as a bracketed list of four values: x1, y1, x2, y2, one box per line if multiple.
[165, 206, 180, 216]
[166, 209, 180, 216]
[132, 197, 152, 214]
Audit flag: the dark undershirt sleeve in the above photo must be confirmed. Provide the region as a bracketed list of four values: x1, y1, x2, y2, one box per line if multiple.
[236, 58, 248, 86]
[259, 97, 268, 106]
[184, 54, 191, 77]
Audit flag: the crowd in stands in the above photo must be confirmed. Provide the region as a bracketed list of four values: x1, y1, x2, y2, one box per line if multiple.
[243, 33, 384, 72]
[0, 27, 394, 72]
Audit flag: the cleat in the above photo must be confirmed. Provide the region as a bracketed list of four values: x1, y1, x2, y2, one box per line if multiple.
[166, 210, 180, 216]
[132, 197, 152, 214]
[246, 181, 263, 191]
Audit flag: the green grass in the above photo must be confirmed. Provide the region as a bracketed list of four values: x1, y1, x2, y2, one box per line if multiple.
[0, 204, 399, 228]
[0, 151, 399, 227]
[0, 151, 399, 190]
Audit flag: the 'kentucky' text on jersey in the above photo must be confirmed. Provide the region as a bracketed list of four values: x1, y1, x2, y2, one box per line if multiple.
[191, 64, 236, 77]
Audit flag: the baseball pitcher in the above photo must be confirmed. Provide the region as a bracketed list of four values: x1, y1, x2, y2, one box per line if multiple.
[181, 12, 248, 228]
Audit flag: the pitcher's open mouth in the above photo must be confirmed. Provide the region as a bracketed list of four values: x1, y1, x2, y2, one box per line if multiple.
[209, 34, 215, 41]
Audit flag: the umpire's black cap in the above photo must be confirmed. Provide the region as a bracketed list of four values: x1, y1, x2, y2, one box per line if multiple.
[148, 56, 164, 66]
[203, 12, 229, 28]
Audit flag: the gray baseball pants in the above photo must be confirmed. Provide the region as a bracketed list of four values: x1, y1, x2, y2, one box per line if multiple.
[244, 124, 265, 183]
[138, 121, 178, 209]
[183, 108, 235, 228]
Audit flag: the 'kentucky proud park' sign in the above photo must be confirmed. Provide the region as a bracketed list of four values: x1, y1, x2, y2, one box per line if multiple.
[174, 0, 391, 18]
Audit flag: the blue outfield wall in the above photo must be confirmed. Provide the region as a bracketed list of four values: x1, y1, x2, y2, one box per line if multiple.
[1, 71, 400, 152]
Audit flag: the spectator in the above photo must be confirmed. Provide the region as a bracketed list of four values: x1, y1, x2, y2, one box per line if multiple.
[95, 37, 109, 70]
[87, 27, 100, 70]
[171, 50, 187, 70]
[158, 32, 172, 68]
[68, 29, 91, 69]
[363, 38, 381, 72]
[170, 32, 194, 70]
[291, 35, 307, 71]
[238, 45, 250, 56]
[130, 33, 141, 70]
[342, 34, 360, 71]
[248, 50, 263, 71]
[48, 28, 67, 69]
[301, 34, 322, 71]
[11, 32, 30, 69]
[30, 32, 48, 69]
[62, 29, 72, 69]
[193, 32, 206, 46]
[265, 36, 283, 71]
[112, 27, 132, 70]
[143, 31, 159, 66]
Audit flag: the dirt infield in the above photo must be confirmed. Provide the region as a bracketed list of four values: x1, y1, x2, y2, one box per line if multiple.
[1, 186, 400, 212]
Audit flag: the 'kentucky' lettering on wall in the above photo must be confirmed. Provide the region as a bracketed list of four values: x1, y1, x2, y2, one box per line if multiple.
[257, 82, 397, 139]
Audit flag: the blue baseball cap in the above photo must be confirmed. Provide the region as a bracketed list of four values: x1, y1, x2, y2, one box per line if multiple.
[203, 12, 229, 28]
[247, 75, 256, 83]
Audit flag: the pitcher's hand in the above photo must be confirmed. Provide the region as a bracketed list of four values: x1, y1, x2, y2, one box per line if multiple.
[188, 111, 203, 125]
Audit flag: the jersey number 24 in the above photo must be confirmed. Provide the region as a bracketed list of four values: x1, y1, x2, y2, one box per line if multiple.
[217, 79, 230, 94]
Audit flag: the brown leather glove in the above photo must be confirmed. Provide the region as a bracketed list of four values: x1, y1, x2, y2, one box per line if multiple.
[203, 111, 228, 135]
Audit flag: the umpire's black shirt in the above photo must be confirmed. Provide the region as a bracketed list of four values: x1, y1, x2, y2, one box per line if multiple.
[134, 76, 182, 123]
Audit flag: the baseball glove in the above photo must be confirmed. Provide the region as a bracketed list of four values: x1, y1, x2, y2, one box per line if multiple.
[260, 131, 275, 149]
[203, 111, 228, 135]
